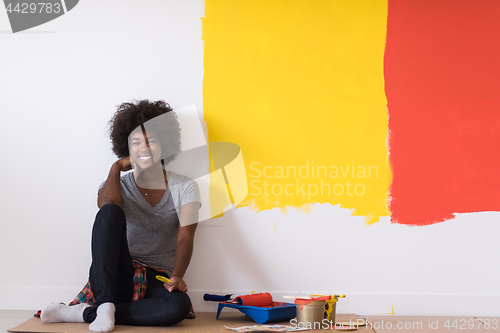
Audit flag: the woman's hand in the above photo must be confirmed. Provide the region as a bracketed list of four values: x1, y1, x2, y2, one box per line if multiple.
[97, 156, 134, 208]
[165, 276, 188, 293]
[115, 156, 132, 172]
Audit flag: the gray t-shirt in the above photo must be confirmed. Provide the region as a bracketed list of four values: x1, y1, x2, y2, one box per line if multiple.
[99, 171, 201, 275]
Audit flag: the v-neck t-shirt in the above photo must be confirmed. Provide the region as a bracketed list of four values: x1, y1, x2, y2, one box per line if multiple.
[99, 171, 201, 275]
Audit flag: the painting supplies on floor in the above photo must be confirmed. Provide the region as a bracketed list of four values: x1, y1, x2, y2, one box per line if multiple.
[284, 294, 346, 329]
[204, 292, 273, 306]
[204, 292, 296, 324]
[204, 293, 236, 303]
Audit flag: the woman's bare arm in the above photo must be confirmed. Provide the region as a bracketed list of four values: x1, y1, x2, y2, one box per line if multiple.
[97, 156, 132, 208]
[166, 202, 199, 292]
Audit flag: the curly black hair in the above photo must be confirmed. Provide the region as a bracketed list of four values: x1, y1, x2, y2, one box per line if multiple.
[108, 100, 181, 164]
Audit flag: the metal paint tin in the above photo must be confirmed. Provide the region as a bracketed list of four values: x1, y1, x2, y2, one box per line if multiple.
[295, 299, 326, 328]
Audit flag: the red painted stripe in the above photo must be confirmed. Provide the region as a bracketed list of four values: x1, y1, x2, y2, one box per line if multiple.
[385, 0, 500, 225]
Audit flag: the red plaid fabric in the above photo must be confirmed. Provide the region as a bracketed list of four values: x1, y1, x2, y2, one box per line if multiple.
[69, 259, 148, 306]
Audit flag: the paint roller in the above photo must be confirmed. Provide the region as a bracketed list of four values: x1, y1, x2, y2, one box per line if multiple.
[204, 292, 273, 306]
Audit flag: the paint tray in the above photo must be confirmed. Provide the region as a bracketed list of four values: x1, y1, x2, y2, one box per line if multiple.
[216, 301, 296, 324]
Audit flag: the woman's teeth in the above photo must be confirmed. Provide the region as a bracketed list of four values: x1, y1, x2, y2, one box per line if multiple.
[139, 156, 152, 160]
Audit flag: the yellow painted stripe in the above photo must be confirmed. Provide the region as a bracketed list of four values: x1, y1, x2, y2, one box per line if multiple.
[203, 0, 391, 223]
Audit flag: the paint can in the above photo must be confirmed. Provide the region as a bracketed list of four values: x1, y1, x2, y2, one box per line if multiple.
[326, 298, 337, 324]
[295, 299, 326, 328]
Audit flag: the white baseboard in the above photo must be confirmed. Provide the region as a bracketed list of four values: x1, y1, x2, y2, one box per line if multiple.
[2, 287, 498, 317]
[0, 286, 78, 311]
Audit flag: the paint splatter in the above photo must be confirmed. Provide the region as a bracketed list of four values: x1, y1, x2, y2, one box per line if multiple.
[385, 0, 500, 225]
[203, 0, 391, 223]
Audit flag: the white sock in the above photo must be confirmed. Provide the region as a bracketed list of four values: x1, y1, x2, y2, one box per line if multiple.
[89, 302, 115, 332]
[41, 303, 89, 323]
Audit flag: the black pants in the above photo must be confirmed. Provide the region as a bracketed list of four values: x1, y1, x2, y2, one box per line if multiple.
[82, 204, 191, 326]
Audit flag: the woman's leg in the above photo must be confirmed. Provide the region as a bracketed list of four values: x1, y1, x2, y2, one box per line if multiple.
[113, 268, 192, 326]
[42, 203, 134, 331]
[87, 203, 134, 306]
[83, 203, 134, 330]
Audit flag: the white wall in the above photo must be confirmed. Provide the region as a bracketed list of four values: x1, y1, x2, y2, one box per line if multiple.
[0, 0, 498, 316]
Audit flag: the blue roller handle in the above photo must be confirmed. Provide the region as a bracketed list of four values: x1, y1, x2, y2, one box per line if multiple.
[203, 294, 233, 302]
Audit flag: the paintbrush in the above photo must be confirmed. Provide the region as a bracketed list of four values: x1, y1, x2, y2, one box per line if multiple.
[156, 275, 172, 284]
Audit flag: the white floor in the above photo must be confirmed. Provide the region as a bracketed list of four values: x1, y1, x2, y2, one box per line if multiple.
[0, 310, 36, 333]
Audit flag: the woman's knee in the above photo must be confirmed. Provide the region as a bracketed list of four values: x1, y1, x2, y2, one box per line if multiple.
[159, 291, 192, 325]
[98, 203, 125, 219]
[94, 204, 126, 230]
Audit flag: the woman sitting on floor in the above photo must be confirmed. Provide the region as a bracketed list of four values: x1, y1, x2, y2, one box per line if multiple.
[41, 100, 201, 332]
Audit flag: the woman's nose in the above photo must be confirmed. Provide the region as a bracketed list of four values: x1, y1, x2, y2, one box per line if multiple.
[140, 144, 152, 152]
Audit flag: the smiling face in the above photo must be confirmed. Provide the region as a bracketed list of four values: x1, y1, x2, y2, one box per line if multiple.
[129, 128, 162, 171]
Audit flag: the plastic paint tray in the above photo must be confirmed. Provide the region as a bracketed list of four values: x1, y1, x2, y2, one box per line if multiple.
[216, 301, 296, 324]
